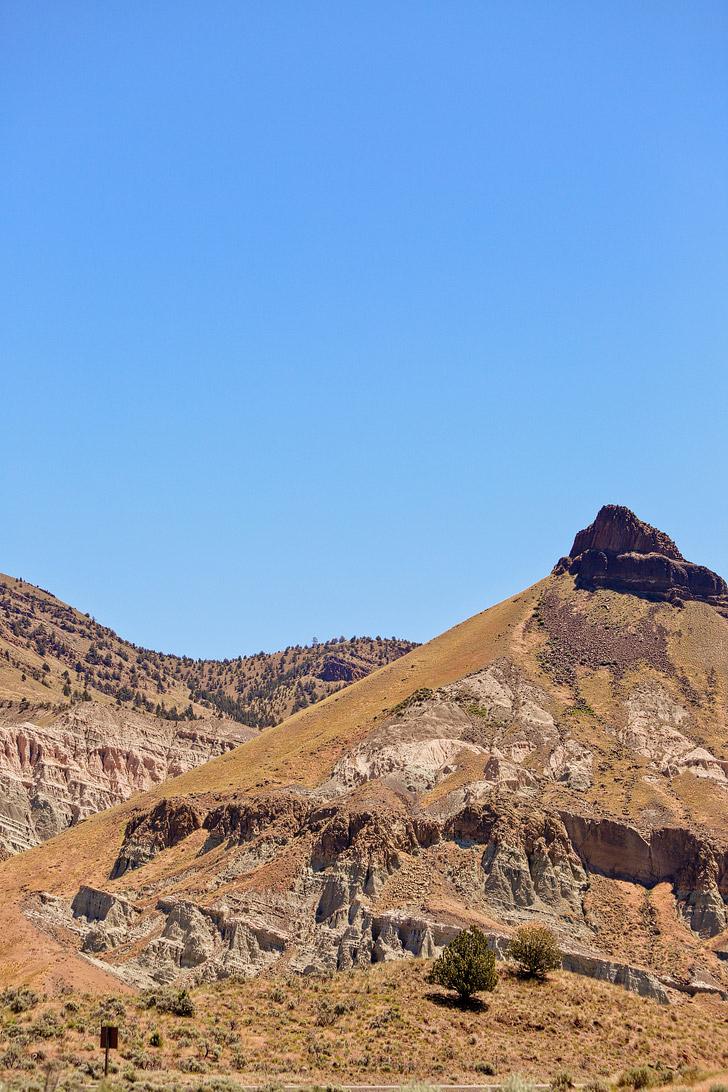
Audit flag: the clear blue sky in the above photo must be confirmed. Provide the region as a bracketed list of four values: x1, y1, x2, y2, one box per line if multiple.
[2, 2, 727, 659]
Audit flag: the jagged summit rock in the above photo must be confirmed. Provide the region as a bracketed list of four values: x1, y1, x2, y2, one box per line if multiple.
[570, 504, 684, 561]
[555, 504, 727, 603]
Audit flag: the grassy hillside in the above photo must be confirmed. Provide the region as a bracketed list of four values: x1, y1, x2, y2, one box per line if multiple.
[0, 573, 416, 728]
[2, 961, 728, 1087]
[1, 570, 728, 992]
[0, 581, 541, 990]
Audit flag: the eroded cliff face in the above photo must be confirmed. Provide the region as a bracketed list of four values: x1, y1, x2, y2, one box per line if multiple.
[0, 703, 255, 854]
[25, 785, 727, 1002]
[15, 636, 728, 1002]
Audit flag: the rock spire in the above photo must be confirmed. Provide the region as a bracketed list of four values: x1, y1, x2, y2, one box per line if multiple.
[554, 505, 727, 603]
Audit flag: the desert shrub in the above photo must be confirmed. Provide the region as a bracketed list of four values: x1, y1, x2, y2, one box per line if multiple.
[618, 1067, 645, 1090]
[93, 995, 126, 1018]
[199, 1039, 221, 1063]
[584, 1082, 610, 1092]
[74, 1058, 105, 1079]
[475, 1061, 497, 1075]
[40, 1059, 62, 1092]
[709, 1085, 728, 1092]
[368, 1005, 402, 1028]
[139, 988, 195, 1017]
[6, 1026, 30, 1044]
[551, 1072, 573, 1091]
[29, 1013, 64, 1041]
[617, 1064, 674, 1090]
[269, 987, 285, 1004]
[198, 1081, 248, 1092]
[211, 1026, 236, 1047]
[315, 999, 336, 1027]
[129, 1049, 162, 1071]
[167, 1025, 194, 1041]
[678, 1067, 705, 1085]
[2, 1041, 28, 1069]
[500, 1075, 536, 1092]
[167, 988, 195, 1017]
[1, 988, 40, 1014]
[506, 923, 561, 979]
[312, 997, 356, 1026]
[231, 1050, 247, 1070]
[178, 1056, 207, 1073]
[619, 1061, 663, 1087]
[426, 925, 498, 1001]
[148, 1030, 163, 1048]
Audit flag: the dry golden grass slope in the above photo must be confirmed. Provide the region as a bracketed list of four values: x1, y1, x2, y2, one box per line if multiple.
[2, 566, 728, 992]
[0, 580, 541, 987]
[3, 961, 728, 1087]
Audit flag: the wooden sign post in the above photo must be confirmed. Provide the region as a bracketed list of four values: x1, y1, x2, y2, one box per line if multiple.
[100, 1026, 118, 1077]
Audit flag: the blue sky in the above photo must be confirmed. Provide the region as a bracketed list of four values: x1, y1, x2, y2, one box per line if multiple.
[2, 2, 727, 659]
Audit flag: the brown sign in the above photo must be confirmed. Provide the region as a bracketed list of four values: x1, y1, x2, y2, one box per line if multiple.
[100, 1026, 118, 1050]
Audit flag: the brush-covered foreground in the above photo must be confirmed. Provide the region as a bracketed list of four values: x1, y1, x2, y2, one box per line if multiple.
[1, 962, 728, 1090]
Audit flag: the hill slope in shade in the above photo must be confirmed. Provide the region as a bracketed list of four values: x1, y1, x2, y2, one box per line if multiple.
[2, 506, 728, 1005]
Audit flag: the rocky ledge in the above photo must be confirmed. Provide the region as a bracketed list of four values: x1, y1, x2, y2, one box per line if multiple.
[24, 788, 728, 1000]
[554, 505, 727, 604]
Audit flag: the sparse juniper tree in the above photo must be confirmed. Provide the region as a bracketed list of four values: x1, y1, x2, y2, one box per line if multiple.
[506, 922, 562, 979]
[426, 925, 498, 1001]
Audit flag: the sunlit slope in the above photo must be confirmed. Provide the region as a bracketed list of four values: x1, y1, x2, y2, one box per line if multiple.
[3, 568, 728, 988]
[0, 580, 542, 985]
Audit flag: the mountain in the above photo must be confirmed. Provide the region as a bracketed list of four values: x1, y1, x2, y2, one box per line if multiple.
[1, 505, 728, 1007]
[0, 573, 415, 855]
[0, 573, 416, 726]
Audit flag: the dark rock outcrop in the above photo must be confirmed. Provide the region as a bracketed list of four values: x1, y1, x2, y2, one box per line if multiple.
[570, 505, 684, 561]
[203, 793, 311, 849]
[316, 656, 367, 683]
[555, 505, 727, 603]
[561, 811, 728, 937]
[111, 797, 206, 878]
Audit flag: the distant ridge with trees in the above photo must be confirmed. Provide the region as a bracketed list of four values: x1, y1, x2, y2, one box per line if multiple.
[0, 572, 417, 728]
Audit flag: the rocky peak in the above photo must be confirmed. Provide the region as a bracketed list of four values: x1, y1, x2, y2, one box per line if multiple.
[570, 505, 683, 561]
[555, 505, 727, 604]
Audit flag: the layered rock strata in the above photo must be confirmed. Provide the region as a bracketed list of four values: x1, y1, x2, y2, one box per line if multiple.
[23, 788, 725, 1000]
[0, 702, 255, 854]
